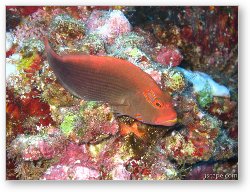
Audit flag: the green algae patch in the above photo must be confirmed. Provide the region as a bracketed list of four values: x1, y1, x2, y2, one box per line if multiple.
[85, 101, 98, 110]
[197, 82, 213, 108]
[60, 113, 77, 136]
[17, 53, 36, 71]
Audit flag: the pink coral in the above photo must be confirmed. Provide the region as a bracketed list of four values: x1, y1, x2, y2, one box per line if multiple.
[145, 68, 162, 86]
[13, 8, 67, 47]
[38, 140, 57, 159]
[41, 165, 69, 180]
[41, 143, 101, 180]
[13, 9, 48, 45]
[82, 117, 119, 143]
[70, 166, 100, 180]
[156, 47, 183, 66]
[8, 133, 66, 161]
[110, 164, 131, 180]
[86, 10, 107, 31]
[42, 165, 100, 180]
[86, 10, 132, 44]
[22, 145, 41, 161]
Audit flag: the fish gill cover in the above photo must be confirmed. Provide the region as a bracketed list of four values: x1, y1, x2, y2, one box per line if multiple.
[6, 6, 238, 180]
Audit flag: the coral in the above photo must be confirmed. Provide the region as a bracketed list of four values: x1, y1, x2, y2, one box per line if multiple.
[123, 139, 180, 180]
[85, 10, 107, 32]
[86, 10, 132, 44]
[31, 60, 79, 108]
[128, 48, 145, 59]
[60, 113, 77, 136]
[8, 133, 66, 161]
[133, 27, 158, 48]
[208, 97, 237, 121]
[137, 7, 238, 78]
[153, 24, 183, 47]
[12, 7, 85, 50]
[166, 92, 226, 164]
[54, 102, 119, 144]
[110, 164, 131, 180]
[7, 6, 43, 17]
[161, 68, 186, 94]
[76, 6, 92, 22]
[6, 53, 20, 79]
[7, 90, 50, 121]
[21, 38, 45, 55]
[42, 164, 100, 180]
[41, 143, 100, 180]
[77, 33, 106, 55]
[48, 14, 86, 53]
[6, 32, 15, 52]
[13, 9, 49, 47]
[213, 130, 237, 160]
[13, 160, 54, 180]
[6, 45, 17, 58]
[120, 122, 146, 139]
[40, 80, 77, 107]
[156, 46, 183, 67]
[196, 82, 213, 108]
[125, 158, 151, 180]
[165, 121, 219, 165]
[108, 32, 146, 54]
[112, 46, 151, 69]
[180, 7, 238, 75]
[144, 68, 162, 86]
[185, 163, 214, 180]
[177, 67, 230, 98]
[6, 87, 55, 149]
[80, 103, 119, 143]
[92, 119, 178, 180]
[106, 32, 155, 70]
[16, 53, 41, 72]
[6, 6, 238, 180]
[117, 117, 169, 144]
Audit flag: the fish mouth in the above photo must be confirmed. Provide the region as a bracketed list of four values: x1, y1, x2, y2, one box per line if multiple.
[158, 118, 177, 126]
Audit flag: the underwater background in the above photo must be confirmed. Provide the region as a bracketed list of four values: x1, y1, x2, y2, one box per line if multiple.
[6, 6, 238, 180]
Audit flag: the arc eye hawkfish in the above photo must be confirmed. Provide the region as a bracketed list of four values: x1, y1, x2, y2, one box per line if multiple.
[44, 38, 177, 126]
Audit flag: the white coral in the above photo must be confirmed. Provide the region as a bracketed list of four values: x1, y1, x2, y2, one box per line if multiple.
[176, 67, 230, 97]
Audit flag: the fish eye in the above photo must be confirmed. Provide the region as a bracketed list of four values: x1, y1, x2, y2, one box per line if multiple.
[153, 99, 163, 109]
[156, 102, 161, 107]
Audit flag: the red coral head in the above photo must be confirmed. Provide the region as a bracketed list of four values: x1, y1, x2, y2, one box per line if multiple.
[156, 47, 183, 67]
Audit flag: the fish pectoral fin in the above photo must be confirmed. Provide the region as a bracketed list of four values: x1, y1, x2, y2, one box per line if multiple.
[109, 98, 129, 107]
[110, 103, 128, 106]
[110, 102, 129, 115]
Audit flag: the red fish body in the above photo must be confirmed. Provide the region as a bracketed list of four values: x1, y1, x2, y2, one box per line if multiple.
[44, 39, 177, 126]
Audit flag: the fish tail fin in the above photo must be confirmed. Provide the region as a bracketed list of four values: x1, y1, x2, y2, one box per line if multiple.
[43, 37, 61, 63]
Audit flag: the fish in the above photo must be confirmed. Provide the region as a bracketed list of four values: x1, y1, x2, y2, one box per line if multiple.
[44, 38, 177, 126]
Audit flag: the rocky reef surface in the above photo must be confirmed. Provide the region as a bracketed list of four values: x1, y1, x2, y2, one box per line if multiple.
[6, 6, 238, 180]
